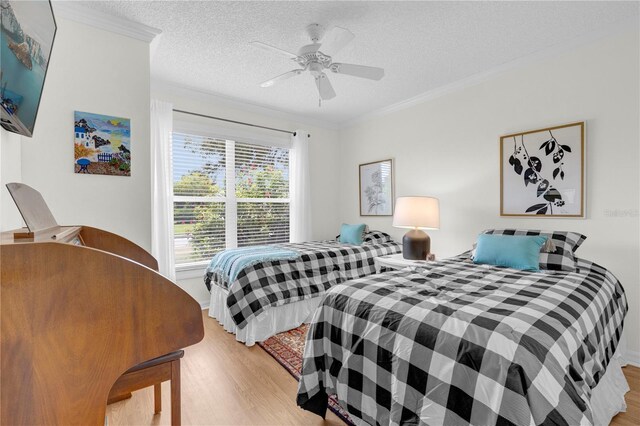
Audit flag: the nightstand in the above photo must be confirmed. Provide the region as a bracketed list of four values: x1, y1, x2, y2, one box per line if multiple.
[374, 253, 434, 273]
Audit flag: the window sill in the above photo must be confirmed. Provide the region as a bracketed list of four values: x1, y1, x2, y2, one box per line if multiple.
[175, 263, 208, 280]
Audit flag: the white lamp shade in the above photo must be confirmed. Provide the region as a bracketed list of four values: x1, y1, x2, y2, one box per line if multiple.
[392, 196, 440, 230]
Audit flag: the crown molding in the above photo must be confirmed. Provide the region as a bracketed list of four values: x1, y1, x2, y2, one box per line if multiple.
[340, 16, 640, 129]
[151, 79, 340, 131]
[52, 1, 162, 43]
[53, 0, 636, 130]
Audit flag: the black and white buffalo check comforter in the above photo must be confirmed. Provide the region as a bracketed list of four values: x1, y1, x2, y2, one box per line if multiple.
[204, 240, 401, 329]
[297, 256, 627, 426]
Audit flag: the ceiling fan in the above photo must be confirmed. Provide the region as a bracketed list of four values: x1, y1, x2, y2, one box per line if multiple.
[250, 24, 384, 102]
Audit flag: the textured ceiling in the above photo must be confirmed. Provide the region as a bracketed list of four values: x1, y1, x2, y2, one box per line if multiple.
[77, 1, 637, 125]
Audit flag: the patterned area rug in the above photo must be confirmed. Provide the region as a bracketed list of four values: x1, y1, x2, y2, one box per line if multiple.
[258, 325, 354, 425]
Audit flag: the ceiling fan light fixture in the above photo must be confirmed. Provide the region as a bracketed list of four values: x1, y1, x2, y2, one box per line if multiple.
[251, 24, 384, 101]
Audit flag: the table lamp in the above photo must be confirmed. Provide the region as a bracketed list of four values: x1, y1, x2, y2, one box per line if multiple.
[392, 196, 440, 260]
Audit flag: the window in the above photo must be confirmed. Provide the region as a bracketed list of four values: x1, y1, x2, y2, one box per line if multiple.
[172, 131, 290, 268]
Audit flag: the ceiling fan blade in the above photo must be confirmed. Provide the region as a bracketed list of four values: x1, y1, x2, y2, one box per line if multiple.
[315, 73, 336, 100]
[260, 69, 304, 88]
[250, 41, 298, 59]
[330, 63, 385, 80]
[319, 26, 354, 56]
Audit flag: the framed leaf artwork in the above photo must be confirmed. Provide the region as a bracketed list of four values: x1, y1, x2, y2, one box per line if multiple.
[359, 159, 394, 216]
[500, 122, 585, 217]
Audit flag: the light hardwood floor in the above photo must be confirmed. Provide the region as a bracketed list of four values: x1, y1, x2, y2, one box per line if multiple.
[106, 310, 640, 425]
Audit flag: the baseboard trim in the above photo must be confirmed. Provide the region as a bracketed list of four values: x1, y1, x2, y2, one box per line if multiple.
[624, 350, 640, 368]
[200, 300, 210, 310]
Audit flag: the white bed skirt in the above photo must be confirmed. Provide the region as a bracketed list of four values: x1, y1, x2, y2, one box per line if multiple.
[591, 350, 629, 425]
[208, 285, 323, 346]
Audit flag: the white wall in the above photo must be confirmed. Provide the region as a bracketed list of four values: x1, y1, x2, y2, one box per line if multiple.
[3, 12, 636, 360]
[17, 18, 152, 250]
[338, 30, 640, 360]
[0, 129, 24, 230]
[152, 84, 342, 306]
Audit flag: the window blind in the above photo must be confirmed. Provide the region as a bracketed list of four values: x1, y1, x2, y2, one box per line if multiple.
[235, 141, 290, 247]
[173, 131, 290, 267]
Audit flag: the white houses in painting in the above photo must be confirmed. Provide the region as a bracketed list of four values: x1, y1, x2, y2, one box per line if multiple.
[75, 126, 95, 149]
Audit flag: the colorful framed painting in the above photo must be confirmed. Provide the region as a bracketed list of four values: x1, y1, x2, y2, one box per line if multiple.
[74, 111, 131, 176]
[359, 159, 394, 216]
[500, 121, 585, 217]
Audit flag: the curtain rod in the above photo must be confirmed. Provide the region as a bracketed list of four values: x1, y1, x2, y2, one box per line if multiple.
[173, 109, 309, 137]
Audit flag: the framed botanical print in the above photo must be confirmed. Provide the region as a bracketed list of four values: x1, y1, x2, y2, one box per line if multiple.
[500, 121, 585, 217]
[359, 159, 394, 216]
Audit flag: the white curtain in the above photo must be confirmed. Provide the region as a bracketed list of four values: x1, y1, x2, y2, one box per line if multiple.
[289, 130, 311, 243]
[150, 99, 176, 281]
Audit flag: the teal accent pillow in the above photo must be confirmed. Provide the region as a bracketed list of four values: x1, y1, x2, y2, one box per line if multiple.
[339, 223, 367, 245]
[473, 234, 548, 271]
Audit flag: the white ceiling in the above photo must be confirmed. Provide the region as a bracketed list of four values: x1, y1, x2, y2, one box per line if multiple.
[77, 1, 637, 126]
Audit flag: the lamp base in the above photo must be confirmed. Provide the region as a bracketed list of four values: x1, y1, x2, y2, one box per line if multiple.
[402, 229, 430, 260]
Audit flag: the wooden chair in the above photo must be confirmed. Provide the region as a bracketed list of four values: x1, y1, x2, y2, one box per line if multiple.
[108, 350, 184, 424]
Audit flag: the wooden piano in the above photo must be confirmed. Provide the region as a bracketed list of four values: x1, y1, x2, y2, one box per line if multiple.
[1, 183, 204, 425]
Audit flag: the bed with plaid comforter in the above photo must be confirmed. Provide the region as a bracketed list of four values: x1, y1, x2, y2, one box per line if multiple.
[205, 239, 401, 329]
[297, 256, 627, 426]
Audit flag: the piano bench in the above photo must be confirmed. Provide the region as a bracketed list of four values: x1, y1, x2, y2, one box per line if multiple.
[107, 350, 184, 425]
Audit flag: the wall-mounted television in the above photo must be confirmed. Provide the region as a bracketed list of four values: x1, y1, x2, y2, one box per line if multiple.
[0, 0, 56, 137]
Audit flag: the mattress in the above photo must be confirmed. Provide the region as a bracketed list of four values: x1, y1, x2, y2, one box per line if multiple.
[205, 238, 401, 329]
[297, 256, 627, 425]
